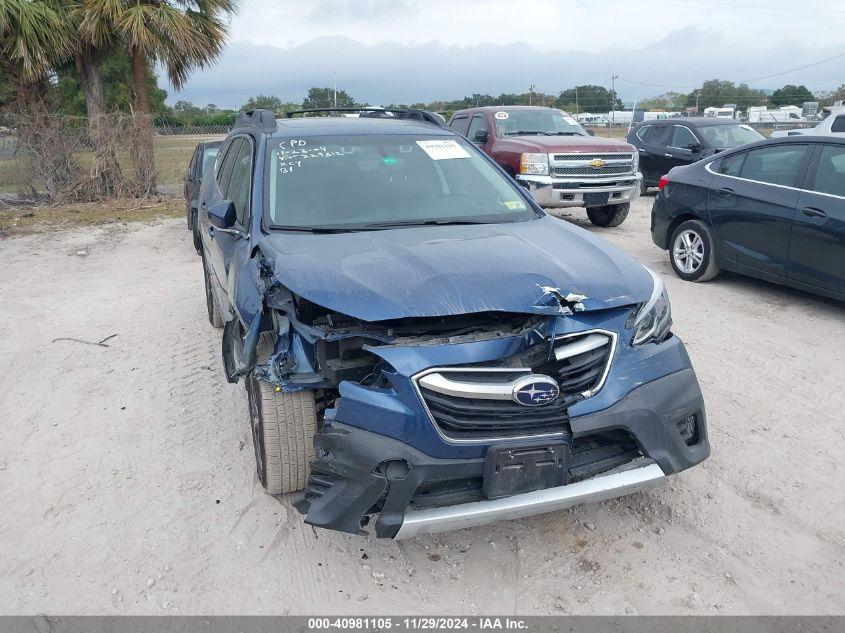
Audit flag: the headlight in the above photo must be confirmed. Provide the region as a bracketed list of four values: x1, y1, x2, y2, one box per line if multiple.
[632, 151, 640, 171]
[520, 153, 549, 175]
[629, 267, 672, 345]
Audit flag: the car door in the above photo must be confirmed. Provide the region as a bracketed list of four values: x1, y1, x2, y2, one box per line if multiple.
[707, 143, 811, 277]
[639, 124, 672, 184]
[185, 145, 200, 209]
[666, 125, 703, 167]
[201, 137, 241, 295]
[786, 143, 845, 294]
[207, 137, 254, 308]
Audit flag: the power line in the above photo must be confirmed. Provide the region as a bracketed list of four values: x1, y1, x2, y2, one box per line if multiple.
[738, 50, 845, 82]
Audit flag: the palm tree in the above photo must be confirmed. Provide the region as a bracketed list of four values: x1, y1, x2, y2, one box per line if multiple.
[80, 0, 238, 194]
[0, 0, 81, 199]
[0, 0, 72, 109]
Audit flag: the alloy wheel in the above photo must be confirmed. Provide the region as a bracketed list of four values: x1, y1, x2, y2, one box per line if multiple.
[673, 229, 704, 274]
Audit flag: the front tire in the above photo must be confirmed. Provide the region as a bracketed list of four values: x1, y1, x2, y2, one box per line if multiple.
[587, 202, 630, 227]
[202, 252, 224, 328]
[246, 332, 317, 494]
[669, 219, 720, 282]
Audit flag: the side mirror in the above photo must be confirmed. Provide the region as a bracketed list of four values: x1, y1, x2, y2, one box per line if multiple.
[688, 143, 703, 153]
[207, 200, 237, 229]
[586, 129, 595, 137]
[473, 129, 488, 143]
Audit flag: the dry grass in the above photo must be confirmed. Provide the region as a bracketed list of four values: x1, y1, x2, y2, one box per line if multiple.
[0, 195, 183, 238]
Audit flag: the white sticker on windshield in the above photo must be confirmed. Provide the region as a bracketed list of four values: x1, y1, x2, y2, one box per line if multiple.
[740, 124, 754, 131]
[563, 115, 578, 125]
[494, 111, 509, 120]
[416, 140, 471, 160]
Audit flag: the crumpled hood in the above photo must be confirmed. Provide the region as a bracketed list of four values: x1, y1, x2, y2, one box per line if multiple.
[265, 216, 653, 321]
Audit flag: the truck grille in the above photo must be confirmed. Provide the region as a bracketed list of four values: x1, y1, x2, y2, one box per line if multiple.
[550, 152, 635, 178]
[415, 331, 614, 441]
[554, 165, 633, 176]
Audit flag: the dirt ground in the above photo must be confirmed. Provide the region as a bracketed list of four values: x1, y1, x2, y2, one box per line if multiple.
[0, 196, 843, 615]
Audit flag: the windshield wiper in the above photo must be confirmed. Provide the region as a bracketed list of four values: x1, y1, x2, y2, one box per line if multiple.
[506, 130, 552, 136]
[359, 219, 490, 229]
[273, 225, 359, 233]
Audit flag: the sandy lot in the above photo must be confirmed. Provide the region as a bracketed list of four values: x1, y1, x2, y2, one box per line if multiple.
[0, 196, 843, 615]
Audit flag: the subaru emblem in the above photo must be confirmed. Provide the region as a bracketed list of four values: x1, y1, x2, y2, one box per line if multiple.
[512, 375, 560, 407]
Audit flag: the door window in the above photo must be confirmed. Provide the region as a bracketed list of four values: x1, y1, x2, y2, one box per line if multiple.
[189, 147, 199, 177]
[831, 116, 845, 133]
[227, 140, 254, 227]
[449, 116, 468, 134]
[718, 152, 745, 176]
[809, 145, 845, 197]
[467, 114, 489, 143]
[216, 138, 242, 192]
[635, 125, 652, 142]
[671, 126, 698, 149]
[739, 144, 808, 187]
[646, 125, 671, 147]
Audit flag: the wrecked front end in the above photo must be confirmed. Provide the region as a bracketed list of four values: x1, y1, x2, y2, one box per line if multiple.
[228, 254, 709, 539]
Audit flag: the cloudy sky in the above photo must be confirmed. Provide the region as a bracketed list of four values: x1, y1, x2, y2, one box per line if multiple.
[167, 0, 845, 109]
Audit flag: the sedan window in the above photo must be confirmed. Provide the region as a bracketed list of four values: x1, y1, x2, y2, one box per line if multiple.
[719, 152, 745, 176]
[739, 145, 809, 187]
[831, 117, 845, 133]
[810, 145, 845, 197]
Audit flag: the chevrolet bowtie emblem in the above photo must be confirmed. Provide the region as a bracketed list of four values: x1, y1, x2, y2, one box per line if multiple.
[589, 158, 606, 169]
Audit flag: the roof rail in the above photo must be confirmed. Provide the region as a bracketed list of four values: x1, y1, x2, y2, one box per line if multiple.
[234, 109, 278, 132]
[285, 107, 447, 128]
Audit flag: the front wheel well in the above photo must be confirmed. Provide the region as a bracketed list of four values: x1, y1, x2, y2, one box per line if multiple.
[664, 213, 703, 249]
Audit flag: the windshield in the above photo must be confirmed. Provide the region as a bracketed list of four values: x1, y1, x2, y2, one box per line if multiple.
[265, 135, 538, 230]
[698, 124, 764, 149]
[493, 109, 586, 137]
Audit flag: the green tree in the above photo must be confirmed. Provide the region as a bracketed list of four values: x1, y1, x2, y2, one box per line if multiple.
[685, 79, 767, 110]
[820, 84, 845, 107]
[80, 0, 238, 193]
[242, 94, 284, 112]
[556, 85, 621, 113]
[637, 91, 687, 111]
[301, 86, 360, 110]
[770, 84, 816, 107]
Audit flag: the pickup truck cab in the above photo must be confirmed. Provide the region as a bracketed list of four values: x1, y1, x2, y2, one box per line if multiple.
[449, 106, 641, 227]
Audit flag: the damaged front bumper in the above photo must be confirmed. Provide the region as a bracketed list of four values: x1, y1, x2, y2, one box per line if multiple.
[293, 306, 709, 538]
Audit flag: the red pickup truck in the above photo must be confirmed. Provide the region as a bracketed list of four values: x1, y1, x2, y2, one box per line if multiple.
[449, 106, 641, 227]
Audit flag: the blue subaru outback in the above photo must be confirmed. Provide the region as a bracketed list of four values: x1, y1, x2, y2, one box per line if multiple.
[197, 108, 709, 539]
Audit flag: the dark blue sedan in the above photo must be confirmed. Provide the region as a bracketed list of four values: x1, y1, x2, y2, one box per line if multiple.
[196, 108, 709, 538]
[651, 136, 845, 301]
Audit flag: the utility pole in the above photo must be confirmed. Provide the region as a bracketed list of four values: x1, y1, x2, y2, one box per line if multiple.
[611, 74, 619, 128]
[576, 85, 579, 115]
[333, 71, 337, 108]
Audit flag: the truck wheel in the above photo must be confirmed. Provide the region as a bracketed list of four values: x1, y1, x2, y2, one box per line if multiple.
[669, 220, 720, 282]
[202, 252, 224, 328]
[191, 210, 202, 255]
[245, 332, 317, 494]
[640, 178, 648, 197]
[587, 203, 630, 227]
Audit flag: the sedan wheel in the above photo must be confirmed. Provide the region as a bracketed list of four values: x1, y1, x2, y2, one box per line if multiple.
[669, 220, 720, 282]
[673, 229, 704, 274]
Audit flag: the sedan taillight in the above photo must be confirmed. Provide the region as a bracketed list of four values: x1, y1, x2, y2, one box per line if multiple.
[658, 175, 669, 191]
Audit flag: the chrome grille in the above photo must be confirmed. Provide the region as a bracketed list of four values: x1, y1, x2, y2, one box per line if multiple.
[415, 331, 614, 441]
[554, 165, 633, 176]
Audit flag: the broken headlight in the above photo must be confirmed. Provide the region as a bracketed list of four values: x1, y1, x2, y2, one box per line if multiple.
[629, 267, 672, 346]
